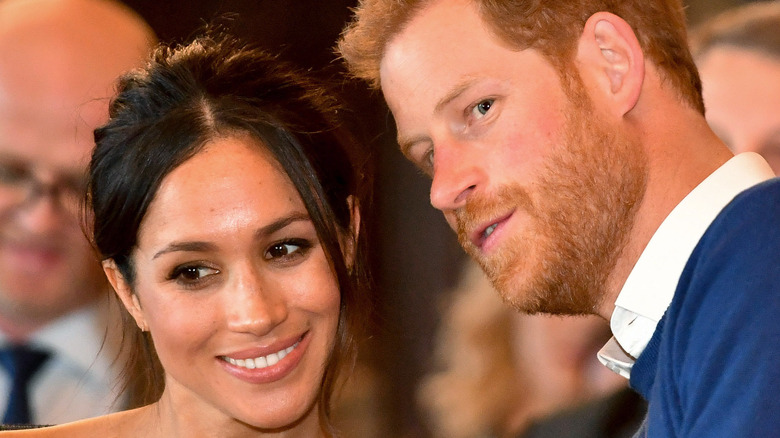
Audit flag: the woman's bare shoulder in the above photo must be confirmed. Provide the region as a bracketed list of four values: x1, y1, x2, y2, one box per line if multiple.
[0, 407, 150, 437]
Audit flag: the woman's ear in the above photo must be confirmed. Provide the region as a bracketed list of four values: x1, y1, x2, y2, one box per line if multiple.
[575, 11, 645, 116]
[341, 195, 361, 272]
[103, 259, 148, 332]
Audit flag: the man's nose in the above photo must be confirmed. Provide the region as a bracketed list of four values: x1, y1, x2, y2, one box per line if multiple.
[14, 192, 65, 234]
[429, 139, 484, 214]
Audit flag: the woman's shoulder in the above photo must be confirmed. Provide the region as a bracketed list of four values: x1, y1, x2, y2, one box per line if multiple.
[0, 425, 49, 432]
[0, 407, 148, 437]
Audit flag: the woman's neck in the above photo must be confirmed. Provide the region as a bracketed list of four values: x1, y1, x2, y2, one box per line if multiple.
[140, 389, 325, 438]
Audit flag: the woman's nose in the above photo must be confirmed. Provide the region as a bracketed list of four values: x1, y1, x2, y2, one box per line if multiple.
[226, 269, 289, 336]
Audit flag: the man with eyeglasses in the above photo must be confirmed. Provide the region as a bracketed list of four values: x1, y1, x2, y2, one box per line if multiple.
[0, 0, 154, 425]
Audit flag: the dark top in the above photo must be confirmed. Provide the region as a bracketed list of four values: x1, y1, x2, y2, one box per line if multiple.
[630, 178, 780, 437]
[519, 387, 647, 438]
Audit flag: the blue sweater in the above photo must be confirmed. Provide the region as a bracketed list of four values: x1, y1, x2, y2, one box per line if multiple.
[630, 178, 780, 437]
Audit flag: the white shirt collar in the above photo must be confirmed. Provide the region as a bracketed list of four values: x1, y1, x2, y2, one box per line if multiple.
[598, 152, 775, 378]
[0, 296, 124, 388]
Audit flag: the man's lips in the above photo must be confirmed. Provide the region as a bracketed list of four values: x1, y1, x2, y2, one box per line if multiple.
[0, 239, 65, 271]
[469, 211, 514, 250]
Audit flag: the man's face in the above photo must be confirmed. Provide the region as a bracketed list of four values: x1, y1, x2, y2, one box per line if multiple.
[380, 0, 647, 314]
[698, 47, 780, 174]
[0, 64, 107, 327]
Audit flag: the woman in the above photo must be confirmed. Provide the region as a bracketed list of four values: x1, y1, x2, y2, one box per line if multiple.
[3, 34, 370, 436]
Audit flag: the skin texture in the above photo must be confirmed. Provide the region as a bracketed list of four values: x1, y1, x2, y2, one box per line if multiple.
[698, 47, 780, 174]
[100, 136, 341, 437]
[378, 0, 733, 319]
[0, 0, 154, 339]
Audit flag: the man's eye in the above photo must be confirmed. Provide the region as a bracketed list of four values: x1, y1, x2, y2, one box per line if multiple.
[422, 148, 435, 172]
[264, 240, 311, 261]
[470, 99, 494, 119]
[0, 162, 29, 185]
[61, 175, 88, 197]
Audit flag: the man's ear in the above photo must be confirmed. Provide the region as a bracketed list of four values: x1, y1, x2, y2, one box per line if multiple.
[103, 259, 148, 332]
[576, 11, 644, 116]
[341, 195, 361, 272]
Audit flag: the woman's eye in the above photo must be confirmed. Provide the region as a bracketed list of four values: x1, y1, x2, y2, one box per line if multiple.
[264, 240, 311, 261]
[470, 99, 494, 119]
[169, 265, 219, 284]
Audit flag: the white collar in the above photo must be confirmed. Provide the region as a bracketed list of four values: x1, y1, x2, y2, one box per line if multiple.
[598, 153, 775, 377]
[1, 295, 124, 387]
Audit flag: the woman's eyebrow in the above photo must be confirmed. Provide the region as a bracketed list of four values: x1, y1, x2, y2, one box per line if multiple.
[152, 212, 313, 260]
[254, 212, 312, 239]
[153, 241, 216, 259]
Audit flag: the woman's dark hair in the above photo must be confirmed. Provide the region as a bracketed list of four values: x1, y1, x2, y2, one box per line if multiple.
[88, 34, 371, 434]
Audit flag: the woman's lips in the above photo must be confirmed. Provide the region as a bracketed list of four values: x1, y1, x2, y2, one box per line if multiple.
[222, 342, 298, 370]
[218, 332, 310, 385]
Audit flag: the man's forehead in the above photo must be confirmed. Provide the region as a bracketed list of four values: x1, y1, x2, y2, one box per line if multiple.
[0, 102, 99, 171]
[378, 0, 518, 138]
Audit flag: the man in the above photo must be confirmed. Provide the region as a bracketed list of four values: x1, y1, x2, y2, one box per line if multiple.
[338, 0, 780, 436]
[691, 1, 780, 174]
[0, 0, 154, 424]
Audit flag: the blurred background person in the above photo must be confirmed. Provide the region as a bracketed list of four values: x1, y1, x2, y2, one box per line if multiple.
[691, 0, 780, 174]
[0, 0, 154, 425]
[418, 261, 643, 438]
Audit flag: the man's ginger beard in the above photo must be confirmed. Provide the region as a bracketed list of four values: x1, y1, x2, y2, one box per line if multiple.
[456, 82, 648, 315]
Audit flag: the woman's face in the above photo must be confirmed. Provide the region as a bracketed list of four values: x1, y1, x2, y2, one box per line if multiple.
[105, 135, 341, 431]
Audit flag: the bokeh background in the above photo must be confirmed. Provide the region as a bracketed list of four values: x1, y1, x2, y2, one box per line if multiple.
[117, 1, 764, 436]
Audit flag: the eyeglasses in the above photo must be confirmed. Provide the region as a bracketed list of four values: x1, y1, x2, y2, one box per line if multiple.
[0, 158, 87, 219]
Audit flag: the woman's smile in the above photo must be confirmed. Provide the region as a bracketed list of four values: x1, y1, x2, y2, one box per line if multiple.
[218, 331, 311, 384]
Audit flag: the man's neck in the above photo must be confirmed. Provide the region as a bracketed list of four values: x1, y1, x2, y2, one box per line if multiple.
[597, 101, 733, 319]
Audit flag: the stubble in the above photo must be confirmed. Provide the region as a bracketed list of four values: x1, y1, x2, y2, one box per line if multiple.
[456, 95, 647, 316]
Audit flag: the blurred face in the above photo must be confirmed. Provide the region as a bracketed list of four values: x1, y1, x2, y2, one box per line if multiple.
[512, 314, 624, 407]
[699, 47, 780, 174]
[106, 136, 341, 433]
[0, 68, 107, 329]
[380, 0, 646, 314]
[0, 0, 154, 334]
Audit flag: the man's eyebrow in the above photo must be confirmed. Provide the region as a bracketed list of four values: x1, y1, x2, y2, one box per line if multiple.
[434, 78, 477, 115]
[397, 78, 479, 157]
[152, 212, 311, 260]
[398, 134, 430, 158]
